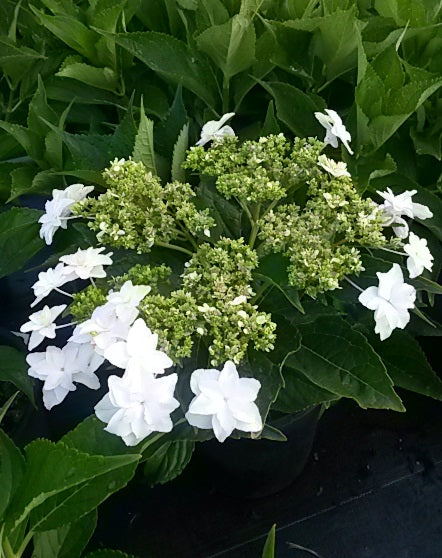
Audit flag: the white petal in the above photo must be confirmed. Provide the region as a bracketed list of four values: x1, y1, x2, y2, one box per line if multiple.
[104, 341, 130, 369]
[358, 286, 381, 310]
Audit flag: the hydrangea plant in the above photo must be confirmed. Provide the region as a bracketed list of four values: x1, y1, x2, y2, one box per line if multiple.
[22, 110, 442, 450]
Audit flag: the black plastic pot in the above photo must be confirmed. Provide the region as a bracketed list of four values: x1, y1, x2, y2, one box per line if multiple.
[196, 405, 322, 499]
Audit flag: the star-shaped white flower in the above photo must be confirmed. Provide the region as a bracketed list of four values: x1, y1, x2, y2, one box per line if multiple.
[38, 198, 73, 245]
[404, 232, 433, 278]
[20, 304, 67, 350]
[104, 318, 173, 376]
[106, 281, 151, 323]
[314, 109, 353, 155]
[95, 370, 179, 446]
[71, 302, 130, 355]
[31, 263, 77, 307]
[196, 113, 235, 147]
[318, 154, 351, 177]
[185, 361, 262, 443]
[60, 247, 113, 280]
[358, 264, 416, 340]
[52, 183, 94, 203]
[38, 184, 94, 245]
[26, 342, 103, 410]
[377, 188, 433, 239]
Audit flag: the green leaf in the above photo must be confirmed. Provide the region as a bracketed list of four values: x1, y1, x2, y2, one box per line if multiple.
[255, 253, 304, 313]
[259, 81, 326, 137]
[61, 416, 131, 456]
[30, 7, 98, 61]
[356, 47, 442, 152]
[312, 8, 361, 83]
[155, 85, 187, 158]
[241, 350, 284, 423]
[196, 180, 241, 239]
[6, 440, 139, 538]
[374, 0, 428, 26]
[196, 14, 255, 80]
[143, 440, 195, 487]
[133, 98, 157, 174]
[57, 63, 118, 92]
[110, 31, 218, 107]
[368, 330, 442, 401]
[0, 121, 44, 164]
[32, 510, 97, 558]
[261, 100, 280, 136]
[0, 392, 19, 426]
[171, 124, 189, 182]
[0, 38, 46, 88]
[27, 76, 59, 141]
[262, 524, 276, 558]
[274, 368, 339, 413]
[0, 208, 43, 279]
[0, 346, 34, 403]
[288, 316, 404, 411]
[7, 167, 59, 202]
[0, 429, 24, 521]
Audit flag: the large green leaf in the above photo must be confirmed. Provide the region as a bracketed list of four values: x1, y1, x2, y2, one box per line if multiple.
[6, 440, 139, 541]
[196, 180, 241, 239]
[0, 346, 34, 403]
[274, 368, 340, 413]
[255, 253, 304, 314]
[32, 510, 97, 558]
[143, 440, 195, 487]
[56, 63, 118, 92]
[259, 81, 326, 137]
[30, 8, 98, 62]
[356, 46, 442, 152]
[0, 430, 24, 521]
[367, 330, 442, 400]
[287, 316, 404, 411]
[196, 14, 255, 80]
[0, 207, 43, 279]
[110, 31, 218, 107]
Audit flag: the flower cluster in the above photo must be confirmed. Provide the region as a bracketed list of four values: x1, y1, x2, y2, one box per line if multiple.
[182, 238, 276, 365]
[184, 134, 324, 203]
[259, 166, 386, 297]
[73, 158, 214, 253]
[22, 108, 438, 450]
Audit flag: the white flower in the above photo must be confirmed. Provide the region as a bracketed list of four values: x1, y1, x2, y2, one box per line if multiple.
[404, 232, 433, 278]
[60, 247, 113, 280]
[377, 188, 433, 239]
[106, 281, 151, 323]
[52, 183, 94, 203]
[38, 184, 94, 245]
[196, 113, 235, 147]
[358, 264, 416, 341]
[185, 361, 262, 443]
[20, 304, 67, 350]
[26, 342, 103, 410]
[318, 154, 351, 177]
[95, 370, 179, 446]
[71, 302, 130, 355]
[38, 198, 73, 245]
[104, 318, 173, 376]
[31, 263, 77, 307]
[230, 295, 247, 306]
[314, 109, 353, 155]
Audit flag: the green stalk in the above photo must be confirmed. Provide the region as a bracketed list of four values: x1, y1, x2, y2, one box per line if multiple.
[155, 241, 193, 257]
[248, 204, 261, 249]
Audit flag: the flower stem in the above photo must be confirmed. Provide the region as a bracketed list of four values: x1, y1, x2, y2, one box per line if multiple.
[379, 246, 405, 256]
[344, 276, 364, 293]
[54, 288, 74, 298]
[222, 77, 230, 114]
[248, 204, 261, 249]
[155, 241, 193, 257]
